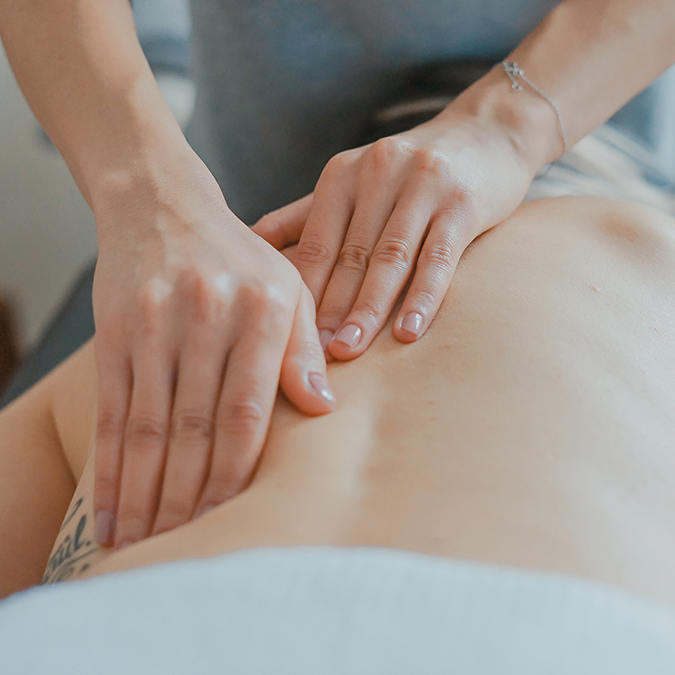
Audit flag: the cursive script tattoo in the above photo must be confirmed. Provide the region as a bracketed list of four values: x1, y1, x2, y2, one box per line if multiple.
[57, 496, 83, 533]
[42, 498, 99, 584]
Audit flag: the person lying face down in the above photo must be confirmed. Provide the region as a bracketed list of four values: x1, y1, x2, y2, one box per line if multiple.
[1, 194, 674, 605]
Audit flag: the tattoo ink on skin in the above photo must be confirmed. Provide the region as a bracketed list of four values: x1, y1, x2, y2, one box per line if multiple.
[42, 498, 100, 585]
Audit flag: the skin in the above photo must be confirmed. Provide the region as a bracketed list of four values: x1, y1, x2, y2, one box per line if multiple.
[1, 196, 674, 603]
[252, 0, 675, 359]
[0, 0, 336, 553]
[1, 0, 674, 552]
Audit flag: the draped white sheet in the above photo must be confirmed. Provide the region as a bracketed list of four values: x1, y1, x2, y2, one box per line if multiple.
[1, 546, 674, 674]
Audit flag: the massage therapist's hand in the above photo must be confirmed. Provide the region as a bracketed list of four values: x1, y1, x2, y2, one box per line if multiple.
[92, 151, 336, 549]
[252, 96, 548, 360]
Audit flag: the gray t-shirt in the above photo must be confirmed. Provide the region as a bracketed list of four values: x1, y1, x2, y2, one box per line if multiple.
[187, 0, 675, 223]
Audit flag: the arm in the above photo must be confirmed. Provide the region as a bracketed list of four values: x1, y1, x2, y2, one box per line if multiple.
[0, 0, 186, 204]
[0, 373, 75, 598]
[253, 0, 675, 358]
[0, 0, 335, 551]
[0, 341, 104, 597]
[452, 0, 675, 169]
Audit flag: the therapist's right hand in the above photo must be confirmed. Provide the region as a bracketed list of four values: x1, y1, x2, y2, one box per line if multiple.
[91, 149, 336, 549]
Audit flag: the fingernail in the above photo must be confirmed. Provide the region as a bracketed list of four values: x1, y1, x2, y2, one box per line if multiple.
[319, 329, 334, 350]
[401, 312, 424, 338]
[308, 372, 337, 406]
[94, 510, 116, 546]
[333, 324, 362, 349]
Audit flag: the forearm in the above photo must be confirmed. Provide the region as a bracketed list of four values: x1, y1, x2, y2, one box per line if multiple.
[447, 0, 675, 173]
[0, 0, 189, 207]
[0, 388, 75, 598]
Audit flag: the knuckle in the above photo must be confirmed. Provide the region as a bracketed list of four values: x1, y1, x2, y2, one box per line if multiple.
[337, 241, 372, 273]
[171, 410, 214, 443]
[372, 238, 413, 268]
[368, 137, 412, 169]
[255, 211, 281, 233]
[415, 148, 450, 177]
[423, 237, 458, 271]
[260, 283, 290, 313]
[445, 186, 479, 220]
[137, 278, 171, 323]
[324, 151, 356, 177]
[182, 271, 222, 322]
[97, 408, 125, 439]
[125, 414, 167, 450]
[295, 236, 333, 266]
[243, 282, 292, 327]
[219, 396, 265, 437]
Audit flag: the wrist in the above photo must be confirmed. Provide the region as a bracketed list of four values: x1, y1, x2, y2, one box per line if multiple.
[64, 73, 192, 209]
[90, 139, 228, 243]
[440, 65, 564, 176]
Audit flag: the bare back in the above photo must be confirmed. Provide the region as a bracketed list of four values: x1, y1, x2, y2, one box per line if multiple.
[46, 196, 675, 604]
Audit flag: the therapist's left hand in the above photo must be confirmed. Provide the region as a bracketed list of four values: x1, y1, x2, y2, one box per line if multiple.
[252, 106, 539, 360]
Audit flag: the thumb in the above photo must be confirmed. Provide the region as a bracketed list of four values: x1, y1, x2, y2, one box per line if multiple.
[251, 194, 313, 249]
[280, 284, 337, 415]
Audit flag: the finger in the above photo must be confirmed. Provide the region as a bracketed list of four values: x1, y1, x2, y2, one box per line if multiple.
[194, 300, 292, 515]
[152, 324, 227, 536]
[292, 153, 359, 306]
[93, 341, 131, 547]
[280, 284, 336, 415]
[251, 194, 314, 250]
[327, 192, 434, 360]
[114, 347, 175, 548]
[314, 156, 401, 350]
[394, 213, 471, 343]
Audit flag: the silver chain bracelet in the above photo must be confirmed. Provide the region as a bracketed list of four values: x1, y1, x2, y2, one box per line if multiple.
[499, 60, 568, 166]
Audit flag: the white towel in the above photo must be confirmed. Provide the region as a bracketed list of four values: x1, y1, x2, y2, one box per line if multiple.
[1, 546, 674, 674]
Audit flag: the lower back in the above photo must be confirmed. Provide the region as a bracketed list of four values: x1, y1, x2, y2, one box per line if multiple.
[77, 197, 675, 603]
